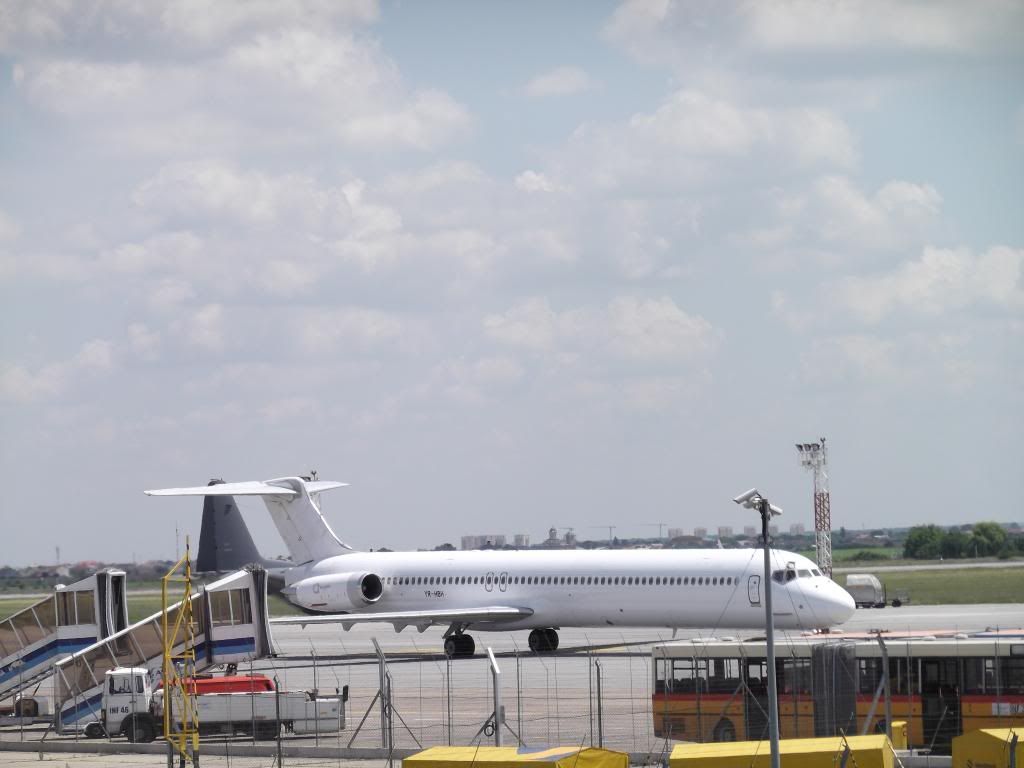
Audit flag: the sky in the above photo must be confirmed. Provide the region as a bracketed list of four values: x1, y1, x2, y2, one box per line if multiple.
[1, 0, 1022, 566]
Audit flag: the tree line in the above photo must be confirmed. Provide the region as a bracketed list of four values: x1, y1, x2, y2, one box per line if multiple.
[902, 522, 1023, 559]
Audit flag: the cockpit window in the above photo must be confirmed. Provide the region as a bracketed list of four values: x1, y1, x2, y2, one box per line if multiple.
[798, 569, 811, 578]
[772, 570, 784, 583]
[785, 569, 796, 582]
[811, 569, 822, 577]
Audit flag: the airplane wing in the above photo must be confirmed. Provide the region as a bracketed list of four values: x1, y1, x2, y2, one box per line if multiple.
[271, 606, 533, 633]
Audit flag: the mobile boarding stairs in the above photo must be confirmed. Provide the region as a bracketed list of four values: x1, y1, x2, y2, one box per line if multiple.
[0, 567, 275, 732]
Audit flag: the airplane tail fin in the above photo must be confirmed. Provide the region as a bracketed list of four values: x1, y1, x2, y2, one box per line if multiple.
[148, 477, 352, 565]
[197, 479, 279, 572]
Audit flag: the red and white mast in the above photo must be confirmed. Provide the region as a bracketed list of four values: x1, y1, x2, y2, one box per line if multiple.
[796, 438, 832, 577]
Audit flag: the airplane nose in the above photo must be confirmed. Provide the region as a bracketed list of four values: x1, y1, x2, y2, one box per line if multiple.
[828, 582, 856, 625]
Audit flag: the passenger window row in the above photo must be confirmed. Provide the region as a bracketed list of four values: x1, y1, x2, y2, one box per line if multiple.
[382, 575, 739, 587]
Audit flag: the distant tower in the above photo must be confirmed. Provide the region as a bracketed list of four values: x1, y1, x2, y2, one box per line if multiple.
[796, 438, 832, 577]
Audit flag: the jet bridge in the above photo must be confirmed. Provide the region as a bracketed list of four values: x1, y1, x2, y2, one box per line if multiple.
[0, 570, 128, 704]
[53, 567, 274, 732]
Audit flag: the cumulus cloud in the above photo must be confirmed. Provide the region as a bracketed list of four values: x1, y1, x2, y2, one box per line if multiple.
[834, 245, 1024, 323]
[736, 176, 943, 262]
[515, 171, 557, 193]
[127, 324, 161, 361]
[604, 0, 1024, 68]
[559, 89, 856, 194]
[739, 0, 1022, 54]
[12, 23, 469, 154]
[0, 339, 114, 403]
[606, 296, 715, 361]
[524, 66, 594, 97]
[297, 307, 403, 352]
[484, 296, 716, 364]
[177, 303, 226, 352]
[800, 331, 986, 393]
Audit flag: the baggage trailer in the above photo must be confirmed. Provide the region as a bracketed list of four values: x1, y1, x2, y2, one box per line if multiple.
[94, 667, 344, 743]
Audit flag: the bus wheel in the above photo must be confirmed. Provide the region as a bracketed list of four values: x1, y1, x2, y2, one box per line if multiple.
[713, 718, 736, 742]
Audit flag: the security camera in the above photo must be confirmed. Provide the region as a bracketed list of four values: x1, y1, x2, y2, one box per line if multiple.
[732, 488, 761, 506]
[768, 503, 783, 517]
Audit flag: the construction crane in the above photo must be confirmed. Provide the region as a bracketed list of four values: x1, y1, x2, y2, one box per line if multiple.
[796, 437, 832, 577]
[587, 525, 617, 548]
[640, 523, 668, 539]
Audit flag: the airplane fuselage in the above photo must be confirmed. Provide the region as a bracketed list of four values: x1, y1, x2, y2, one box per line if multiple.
[284, 547, 854, 631]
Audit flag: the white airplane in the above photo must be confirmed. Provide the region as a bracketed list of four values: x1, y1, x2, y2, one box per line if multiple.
[146, 476, 856, 657]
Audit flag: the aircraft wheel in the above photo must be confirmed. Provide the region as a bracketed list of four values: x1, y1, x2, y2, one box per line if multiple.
[444, 634, 476, 658]
[528, 629, 544, 652]
[529, 628, 559, 652]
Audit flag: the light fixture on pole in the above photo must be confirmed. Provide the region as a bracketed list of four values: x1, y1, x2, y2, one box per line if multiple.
[733, 488, 783, 768]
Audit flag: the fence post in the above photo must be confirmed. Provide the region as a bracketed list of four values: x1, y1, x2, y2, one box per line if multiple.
[594, 658, 604, 748]
[516, 652, 523, 746]
[274, 675, 283, 768]
[488, 648, 503, 747]
[374, 639, 388, 750]
[588, 651, 594, 746]
[446, 655, 453, 746]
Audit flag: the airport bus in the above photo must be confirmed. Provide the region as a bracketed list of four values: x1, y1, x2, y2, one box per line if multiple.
[651, 636, 1024, 753]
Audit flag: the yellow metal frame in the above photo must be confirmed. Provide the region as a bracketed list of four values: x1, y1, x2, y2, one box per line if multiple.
[162, 536, 200, 763]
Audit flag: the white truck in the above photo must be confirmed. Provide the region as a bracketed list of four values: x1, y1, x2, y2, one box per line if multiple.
[94, 667, 345, 743]
[844, 573, 889, 608]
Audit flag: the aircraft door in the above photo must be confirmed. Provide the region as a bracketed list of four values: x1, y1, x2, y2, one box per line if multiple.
[747, 575, 761, 606]
[498, 572, 508, 592]
[485, 572, 494, 592]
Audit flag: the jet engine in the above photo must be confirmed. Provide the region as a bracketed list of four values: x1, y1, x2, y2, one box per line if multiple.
[290, 572, 383, 612]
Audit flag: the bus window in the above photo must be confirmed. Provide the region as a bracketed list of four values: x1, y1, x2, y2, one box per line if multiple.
[708, 658, 740, 694]
[780, 657, 812, 695]
[964, 658, 989, 694]
[1001, 657, 1024, 694]
[858, 658, 883, 694]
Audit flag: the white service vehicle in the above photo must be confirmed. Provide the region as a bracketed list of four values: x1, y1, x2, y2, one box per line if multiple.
[844, 573, 888, 608]
[96, 668, 344, 743]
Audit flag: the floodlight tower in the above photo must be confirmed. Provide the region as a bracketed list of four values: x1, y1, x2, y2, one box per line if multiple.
[796, 438, 832, 577]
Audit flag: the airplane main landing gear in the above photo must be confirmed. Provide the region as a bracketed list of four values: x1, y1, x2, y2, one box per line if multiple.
[443, 633, 476, 658]
[528, 628, 559, 653]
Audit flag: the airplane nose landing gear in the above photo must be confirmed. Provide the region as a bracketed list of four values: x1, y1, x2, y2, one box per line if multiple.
[528, 628, 559, 652]
[443, 634, 476, 658]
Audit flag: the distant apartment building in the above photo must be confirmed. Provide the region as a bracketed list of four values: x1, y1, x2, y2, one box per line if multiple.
[513, 534, 530, 548]
[694, 527, 708, 539]
[717, 526, 734, 538]
[769, 525, 779, 537]
[789, 523, 806, 535]
[667, 527, 685, 540]
[743, 525, 757, 537]
[460, 534, 507, 550]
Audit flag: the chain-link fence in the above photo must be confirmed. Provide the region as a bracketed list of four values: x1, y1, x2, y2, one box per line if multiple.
[250, 642, 666, 756]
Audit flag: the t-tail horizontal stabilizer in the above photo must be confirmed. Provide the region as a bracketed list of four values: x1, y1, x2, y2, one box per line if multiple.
[146, 476, 352, 566]
[197, 479, 293, 575]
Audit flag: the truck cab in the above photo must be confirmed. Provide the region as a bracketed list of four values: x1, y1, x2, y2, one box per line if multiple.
[101, 667, 157, 742]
